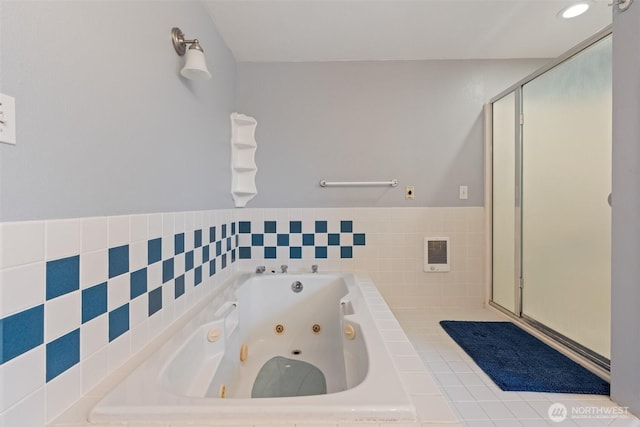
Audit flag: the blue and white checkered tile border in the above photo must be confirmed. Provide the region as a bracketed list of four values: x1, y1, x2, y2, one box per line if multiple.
[0, 221, 238, 384]
[237, 220, 366, 260]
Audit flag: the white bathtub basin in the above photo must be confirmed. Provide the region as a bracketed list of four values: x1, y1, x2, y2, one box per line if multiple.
[90, 272, 416, 424]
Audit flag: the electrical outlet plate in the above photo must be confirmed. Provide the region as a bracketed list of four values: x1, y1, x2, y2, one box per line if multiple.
[406, 185, 415, 200]
[0, 93, 16, 145]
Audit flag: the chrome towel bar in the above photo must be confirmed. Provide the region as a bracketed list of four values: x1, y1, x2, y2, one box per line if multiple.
[319, 179, 398, 188]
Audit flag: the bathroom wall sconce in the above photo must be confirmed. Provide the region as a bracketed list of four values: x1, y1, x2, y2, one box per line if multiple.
[171, 27, 211, 81]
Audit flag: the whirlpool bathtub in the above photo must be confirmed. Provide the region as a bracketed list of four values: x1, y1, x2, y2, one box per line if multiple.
[90, 272, 416, 424]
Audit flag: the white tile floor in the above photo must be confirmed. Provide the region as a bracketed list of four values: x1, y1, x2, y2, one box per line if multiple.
[392, 306, 640, 427]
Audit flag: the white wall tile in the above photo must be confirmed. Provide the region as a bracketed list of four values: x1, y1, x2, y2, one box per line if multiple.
[46, 219, 81, 261]
[45, 364, 81, 424]
[80, 313, 108, 359]
[148, 262, 162, 290]
[0, 346, 44, 412]
[0, 262, 44, 317]
[81, 217, 107, 253]
[108, 215, 130, 248]
[129, 241, 147, 272]
[162, 234, 174, 260]
[107, 275, 129, 311]
[80, 249, 107, 289]
[0, 221, 45, 269]
[174, 212, 186, 234]
[130, 293, 148, 328]
[45, 291, 81, 342]
[148, 214, 163, 239]
[130, 215, 148, 243]
[1, 387, 45, 427]
[81, 346, 108, 395]
[108, 334, 131, 372]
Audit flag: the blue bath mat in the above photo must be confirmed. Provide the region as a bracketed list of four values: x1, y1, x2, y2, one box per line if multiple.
[439, 321, 609, 395]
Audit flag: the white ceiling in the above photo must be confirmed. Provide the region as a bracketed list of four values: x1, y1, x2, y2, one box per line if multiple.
[204, 0, 612, 62]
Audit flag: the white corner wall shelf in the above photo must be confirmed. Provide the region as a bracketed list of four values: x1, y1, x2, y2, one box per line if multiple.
[230, 113, 258, 207]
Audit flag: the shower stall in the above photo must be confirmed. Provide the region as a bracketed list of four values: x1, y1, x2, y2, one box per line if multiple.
[486, 28, 612, 369]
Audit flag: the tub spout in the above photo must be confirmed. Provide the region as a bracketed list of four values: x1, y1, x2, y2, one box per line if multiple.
[281, 265, 288, 273]
[311, 264, 318, 273]
[256, 266, 266, 274]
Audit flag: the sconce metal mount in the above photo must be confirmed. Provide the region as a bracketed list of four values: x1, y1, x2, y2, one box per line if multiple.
[171, 27, 203, 56]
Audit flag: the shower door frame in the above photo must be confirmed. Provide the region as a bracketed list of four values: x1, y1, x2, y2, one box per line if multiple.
[485, 26, 612, 372]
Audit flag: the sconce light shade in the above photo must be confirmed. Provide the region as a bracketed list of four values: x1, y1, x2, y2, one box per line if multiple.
[181, 44, 212, 80]
[171, 27, 211, 81]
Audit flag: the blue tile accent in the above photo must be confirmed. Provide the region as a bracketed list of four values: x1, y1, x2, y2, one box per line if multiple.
[175, 233, 185, 255]
[265, 247, 277, 259]
[209, 259, 216, 276]
[185, 250, 194, 271]
[290, 247, 302, 259]
[252, 234, 264, 246]
[148, 287, 162, 317]
[82, 283, 107, 324]
[315, 221, 327, 233]
[328, 233, 340, 246]
[162, 258, 174, 283]
[194, 266, 202, 286]
[216, 241, 222, 256]
[130, 268, 147, 300]
[353, 233, 366, 246]
[315, 246, 328, 259]
[175, 275, 185, 299]
[0, 305, 44, 364]
[46, 255, 80, 300]
[226, 237, 232, 251]
[46, 329, 80, 382]
[340, 246, 353, 259]
[202, 245, 210, 263]
[303, 234, 315, 246]
[209, 226, 216, 243]
[108, 245, 129, 279]
[277, 234, 289, 246]
[108, 304, 129, 342]
[148, 238, 162, 265]
[239, 247, 252, 259]
[290, 221, 302, 233]
[222, 224, 227, 239]
[264, 221, 277, 233]
[194, 229, 202, 248]
[340, 220, 353, 233]
[239, 221, 251, 233]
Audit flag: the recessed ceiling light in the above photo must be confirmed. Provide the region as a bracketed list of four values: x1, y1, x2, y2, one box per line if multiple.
[559, 2, 591, 19]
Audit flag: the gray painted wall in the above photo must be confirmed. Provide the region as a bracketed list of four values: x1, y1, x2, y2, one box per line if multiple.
[611, 3, 640, 415]
[0, 1, 236, 221]
[235, 59, 545, 208]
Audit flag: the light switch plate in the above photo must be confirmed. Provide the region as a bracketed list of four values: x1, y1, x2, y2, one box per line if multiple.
[0, 93, 16, 145]
[459, 185, 468, 200]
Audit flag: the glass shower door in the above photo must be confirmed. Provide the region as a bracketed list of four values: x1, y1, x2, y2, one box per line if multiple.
[521, 36, 612, 360]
